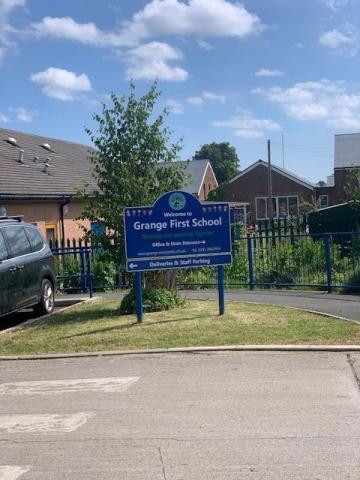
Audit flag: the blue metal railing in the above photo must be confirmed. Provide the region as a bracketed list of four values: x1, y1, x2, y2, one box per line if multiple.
[52, 247, 93, 298]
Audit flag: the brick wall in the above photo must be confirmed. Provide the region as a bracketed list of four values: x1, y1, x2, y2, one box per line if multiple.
[223, 163, 314, 221]
[198, 164, 218, 200]
[2, 200, 90, 241]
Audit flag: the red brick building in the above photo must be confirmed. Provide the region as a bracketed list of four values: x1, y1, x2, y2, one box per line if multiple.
[223, 160, 315, 222]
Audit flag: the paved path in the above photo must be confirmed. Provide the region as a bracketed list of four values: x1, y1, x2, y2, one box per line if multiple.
[1, 352, 360, 479]
[181, 289, 360, 323]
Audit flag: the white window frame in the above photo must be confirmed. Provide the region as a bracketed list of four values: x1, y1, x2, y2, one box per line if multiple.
[319, 194, 328, 209]
[255, 195, 299, 220]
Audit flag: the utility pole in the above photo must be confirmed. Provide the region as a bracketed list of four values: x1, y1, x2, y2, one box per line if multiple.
[267, 139, 273, 220]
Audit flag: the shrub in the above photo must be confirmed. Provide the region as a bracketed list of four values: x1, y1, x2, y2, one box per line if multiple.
[119, 287, 186, 315]
[92, 260, 116, 291]
[177, 267, 216, 289]
[56, 256, 82, 292]
[342, 270, 360, 294]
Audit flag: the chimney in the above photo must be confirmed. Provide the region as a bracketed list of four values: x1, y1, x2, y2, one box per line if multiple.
[43, 160, 50, 174]
[17, 149, 24, 163]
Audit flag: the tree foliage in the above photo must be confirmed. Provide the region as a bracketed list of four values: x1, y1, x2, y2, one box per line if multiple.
[345, 168, 360, 212]
[79, 82, 186, 264]
[193, 142, 240, 184]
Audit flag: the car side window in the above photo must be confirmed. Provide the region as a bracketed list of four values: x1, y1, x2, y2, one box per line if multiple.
[3, 225, 32, 257]
[0, 230, 8, 261]
[25, 226, 45, 252]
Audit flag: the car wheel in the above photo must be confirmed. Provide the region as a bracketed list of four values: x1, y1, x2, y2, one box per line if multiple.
[34, 279, 55, 316]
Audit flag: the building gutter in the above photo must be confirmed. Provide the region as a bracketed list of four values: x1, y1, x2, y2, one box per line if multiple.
[0, 194, 75, 201]
[60, 197, 71, 246]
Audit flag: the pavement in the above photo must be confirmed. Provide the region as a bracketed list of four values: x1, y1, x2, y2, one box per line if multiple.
[1, 351, 360, 479]
[1, 290, 360, 478]
[182, 289, 360, 323]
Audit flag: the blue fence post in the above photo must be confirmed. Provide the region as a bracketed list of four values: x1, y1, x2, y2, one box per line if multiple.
[85, 249, 93, 298]
[247, 234, 255, 290]
[324, 234, 332, 293]
[135, 272, 143, 323]
[79, 249, 86, 293]
[217, 265, 225, 315]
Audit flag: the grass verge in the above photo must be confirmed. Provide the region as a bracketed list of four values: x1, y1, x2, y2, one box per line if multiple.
[0, 299, 360, 356]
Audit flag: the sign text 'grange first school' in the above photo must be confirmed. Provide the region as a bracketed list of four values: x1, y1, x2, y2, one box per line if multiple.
[124, 191, 232, 272]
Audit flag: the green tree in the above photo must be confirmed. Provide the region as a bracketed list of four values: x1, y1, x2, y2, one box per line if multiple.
[193, 142, 240, 184]
[79, 82, 186, 265]
[345, 168, 360, 212]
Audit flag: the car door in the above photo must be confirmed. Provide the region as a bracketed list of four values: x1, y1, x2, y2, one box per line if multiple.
[2, 224, 32, 310]
[24, 226, 48, 305]
[0, 229, 10, 316]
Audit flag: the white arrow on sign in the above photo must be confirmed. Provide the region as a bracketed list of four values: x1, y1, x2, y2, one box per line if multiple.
[129, 263, 138, 269]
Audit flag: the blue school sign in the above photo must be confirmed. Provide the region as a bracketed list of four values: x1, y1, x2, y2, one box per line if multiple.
[124, 191, 232, 272]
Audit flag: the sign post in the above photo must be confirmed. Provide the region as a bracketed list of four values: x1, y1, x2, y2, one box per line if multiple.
[124, 191, 232, 319]
[217, 265, 225, 315]
[135, 272, 143, 323]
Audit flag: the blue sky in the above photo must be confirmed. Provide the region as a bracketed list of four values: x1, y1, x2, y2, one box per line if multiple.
[1, 0, 360, 184]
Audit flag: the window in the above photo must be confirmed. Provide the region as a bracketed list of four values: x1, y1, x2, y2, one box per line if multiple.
[278, 197, 288, 217]
[3, 225, 32, 257]
[255, 196, 299, 220]
[256, 198, 267, 220]
[25, 226, 44, 252]
[45, 223, 58, 244]
[319, 195, 328, 209]
[288, 197, 299, 216]
[0, 230, 8, 261]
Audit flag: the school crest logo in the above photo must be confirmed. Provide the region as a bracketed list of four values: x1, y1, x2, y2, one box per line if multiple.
[169, 192, 186, 211]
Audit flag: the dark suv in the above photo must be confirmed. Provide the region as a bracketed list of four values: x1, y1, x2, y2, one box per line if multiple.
[0, 217, 56, 318]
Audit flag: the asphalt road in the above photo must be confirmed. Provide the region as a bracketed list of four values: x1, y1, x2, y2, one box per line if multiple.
[0, 298, 85, 332]
[1, 351, 360, 479]
[182, 289, 360, 323]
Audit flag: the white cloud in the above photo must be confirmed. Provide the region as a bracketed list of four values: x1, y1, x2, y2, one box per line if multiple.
[202, 91, 226, 103]
[319, 29, 352, 48]
[255, 68, 284, 77]
[0, 0, 25, 14]
[30, 1, 264, 82]
[197, 39, 214, 50]
[125, 41, 188, 81]
[9, 106, 38, 122]
[187, 90, 226, 105]
[294, 43, 305, 49]
[212, 112, 280, 139]
[0, 0, 26, 63]
[120, 0, 263, 45]
[319, 24, 360, 55]
[166, 99, 184, 114]
[0, 111, 10, 122]
[319, 0, 348, 10]
[31, 0, 262, 48]
[253, 79, 360, 129]
[187, 96, 204, 105]
[30, 67, 92, 101]
[235, 129, 264, 139]
[31, 16, 122, 47]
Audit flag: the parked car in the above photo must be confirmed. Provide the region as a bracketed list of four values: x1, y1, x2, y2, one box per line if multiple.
[0, 216, 56, 318]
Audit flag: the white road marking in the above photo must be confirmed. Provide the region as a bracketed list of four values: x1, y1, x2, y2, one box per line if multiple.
[0, 466, 29, 480]
[0, 377, 139, 396]
[0, 412, 94, 433]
